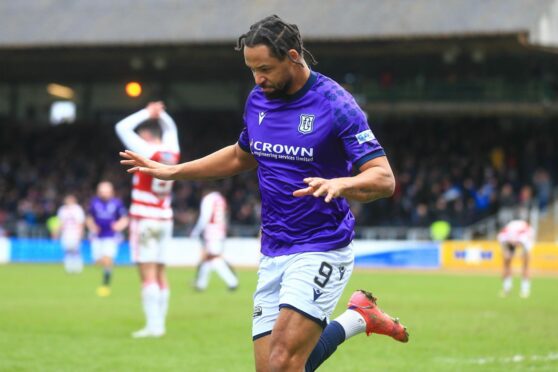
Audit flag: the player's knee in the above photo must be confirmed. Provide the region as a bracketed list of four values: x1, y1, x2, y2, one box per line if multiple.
[268, 343, 303, 371]
[206, 253, 219, 260]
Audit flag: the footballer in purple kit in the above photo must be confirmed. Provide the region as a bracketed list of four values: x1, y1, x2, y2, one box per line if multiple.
[86, 181, 129, 297]
[121, 15, 408, 372]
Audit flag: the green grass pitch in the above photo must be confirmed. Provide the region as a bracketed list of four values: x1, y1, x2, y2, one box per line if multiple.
[0, 264, 557, 371]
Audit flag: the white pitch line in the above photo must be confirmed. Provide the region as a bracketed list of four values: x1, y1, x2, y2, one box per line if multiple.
[437, 352, 558, 365]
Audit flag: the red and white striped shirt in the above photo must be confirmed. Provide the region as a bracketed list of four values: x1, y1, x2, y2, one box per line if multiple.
[190, 192, 228, 240]
[57, 204, 85, 241]
[116, 109, 181, 220]
[498, 220, 535, 247]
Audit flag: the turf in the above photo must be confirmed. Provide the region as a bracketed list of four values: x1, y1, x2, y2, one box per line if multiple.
[0, 265, 557, 371]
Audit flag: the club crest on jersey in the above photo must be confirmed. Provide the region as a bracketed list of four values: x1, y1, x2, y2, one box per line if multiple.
[298, 114, 315, 134]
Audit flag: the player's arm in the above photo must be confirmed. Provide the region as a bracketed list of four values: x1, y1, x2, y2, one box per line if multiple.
[293, 156, 395, 203]
[159, 110, 180, 152]
[51, 212, 62, 239]
[77, 208, 86, 238]
[115, 108, 155, 156]
[190, 196, 212, 238]
[112, 204, 129, 232]
[120, 143, 257, 181]
[85, 215, 99, 235]
[112, 216, 129, 232]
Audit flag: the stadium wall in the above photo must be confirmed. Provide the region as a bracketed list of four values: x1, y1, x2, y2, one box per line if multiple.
[2, 237, 557, 271]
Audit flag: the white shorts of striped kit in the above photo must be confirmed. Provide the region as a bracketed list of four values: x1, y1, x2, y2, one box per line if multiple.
[129, 218, 173, 264]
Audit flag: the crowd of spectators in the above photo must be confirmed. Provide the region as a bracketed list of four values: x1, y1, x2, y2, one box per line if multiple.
[0, 112, 555, 238]
[362, 118, 555, 228]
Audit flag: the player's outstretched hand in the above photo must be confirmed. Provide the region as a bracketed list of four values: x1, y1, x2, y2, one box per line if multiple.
[120, 150, 176, 180]
[292, 177, 348, 203]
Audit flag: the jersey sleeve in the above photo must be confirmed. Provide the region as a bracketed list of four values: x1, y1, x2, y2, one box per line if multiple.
[159, 111, 180, 153]
[117, 200, 128, 219]
[57, 207, 64, 220]
[333, 96, 385, 170]
[190, 195, 213, 238]
[115, 109, 156, 157]
[237, 112, 251, 153]
[76, 207, 86, 224]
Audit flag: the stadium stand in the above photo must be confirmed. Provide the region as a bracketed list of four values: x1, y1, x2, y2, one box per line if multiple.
[1, 0, 557, 240]
[1, 114, 555, 239]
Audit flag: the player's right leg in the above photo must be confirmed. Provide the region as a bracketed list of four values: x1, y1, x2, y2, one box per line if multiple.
[156, 263, 170, 332]
[62, 237, 82, 274]
[269, 308, 324, 371]
[254, 246, 355, 371]
[131, 218, 165, 338]
[206, 239, 238, 290]
[62, 248, 73, 273]
[520, 250, 531, 298]
[254, 335, 271, 372]
[132, 262, 164, 338]
[96, 239, 117, 297]
[252, 254, 282, 371]
[252, 262, 324, 371]
[194, 254, 212, 292]
[500, 243, 514, 297]
[92, 239, 107, 295]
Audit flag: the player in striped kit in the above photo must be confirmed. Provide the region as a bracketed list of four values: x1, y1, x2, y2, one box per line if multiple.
[115, 101, 180, 338]
[55, 194, 85, 274]
[191, 187, 238, 291]
[497, 219, 535, 298]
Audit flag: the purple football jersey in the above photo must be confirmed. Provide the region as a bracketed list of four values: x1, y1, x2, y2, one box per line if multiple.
[88, 197, 127, 238]
[238, 71, 385, 257]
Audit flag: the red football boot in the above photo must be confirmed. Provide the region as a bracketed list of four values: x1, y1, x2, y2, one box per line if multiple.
[347, 290, 409, 343]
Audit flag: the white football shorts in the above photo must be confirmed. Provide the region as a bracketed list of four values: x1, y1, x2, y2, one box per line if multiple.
[91, 237, 119, 261]
[498, 233, 535, 254]
[60, 234, 82, 251]
[252, 244, 354, 340]
[130, 218, 173, 264]
[204, 238, 225, 256]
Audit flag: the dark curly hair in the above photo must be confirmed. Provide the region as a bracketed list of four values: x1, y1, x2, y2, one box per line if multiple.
[235, 15, 317, 66]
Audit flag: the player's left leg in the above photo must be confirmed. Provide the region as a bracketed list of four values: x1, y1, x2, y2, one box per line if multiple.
[96, 255, 113, 297]
[73, 245, 83, 273]
[195, 249, 212, 291]
[62, 237, 82, 274]
[520, 249, 531, 298]
[500, 243, 514, 297]
[96, 239, 117, 297]
[155, 219, 173, 332]
[207, 239, 238, 290]
[156, 263, 170, 332]
[132, 219, 165, 338]
[133, 262, 164, 338]
[305, 292, 408, 371]
[268, 308, 323, 371]
[63, 248, 81, 274]
[269, 245, 354, 371]
[212, 256, 238, 290]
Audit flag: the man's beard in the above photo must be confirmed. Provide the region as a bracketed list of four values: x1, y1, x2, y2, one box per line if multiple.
[262, 78, 292, 99]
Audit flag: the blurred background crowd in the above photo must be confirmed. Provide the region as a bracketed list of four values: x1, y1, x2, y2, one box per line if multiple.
[1, 112, 554, 238]
[2, 0, 558, 240]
